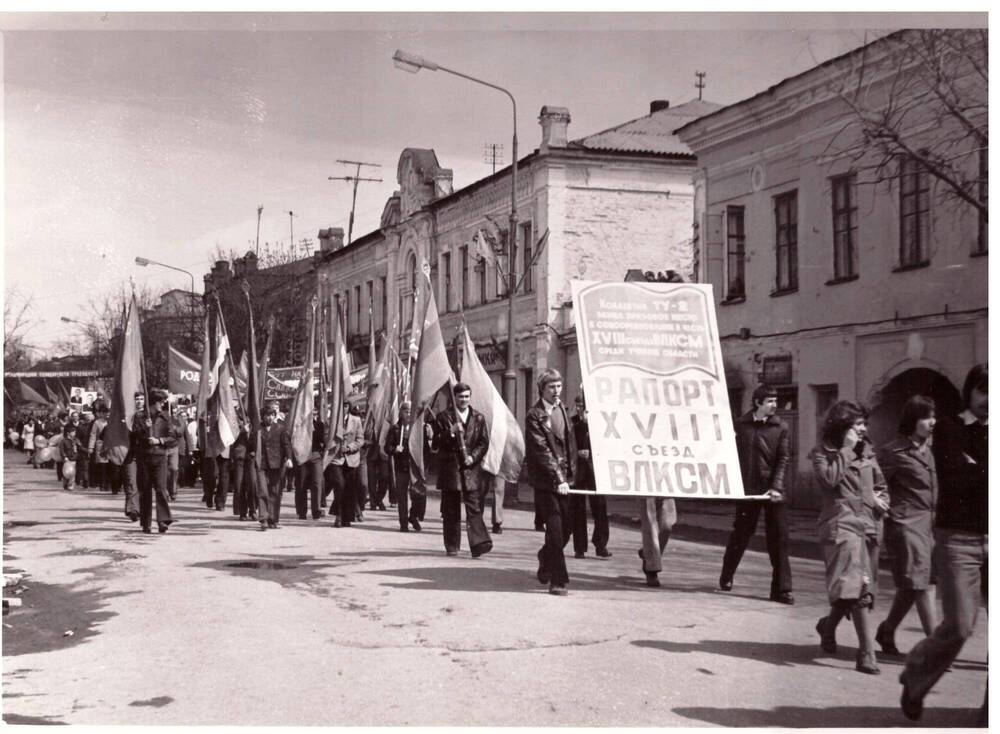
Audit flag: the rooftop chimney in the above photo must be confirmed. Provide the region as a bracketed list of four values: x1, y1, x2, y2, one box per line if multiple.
[650, 100, 670, 114]
[318, 227, 346, 253]
[539, 106, 571, 153]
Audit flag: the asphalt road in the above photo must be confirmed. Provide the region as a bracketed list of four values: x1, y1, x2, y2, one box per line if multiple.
[1, 449, 987, 726]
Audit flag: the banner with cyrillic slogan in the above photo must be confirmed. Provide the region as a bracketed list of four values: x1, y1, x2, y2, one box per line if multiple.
[570, 280, 746, 499]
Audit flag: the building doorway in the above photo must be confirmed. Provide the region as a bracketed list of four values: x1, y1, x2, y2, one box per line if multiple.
[867, 368, 962, 447]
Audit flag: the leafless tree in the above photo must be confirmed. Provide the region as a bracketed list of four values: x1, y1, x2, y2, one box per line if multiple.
[4, 288, 39, 371]
[822, 29, 987, 218]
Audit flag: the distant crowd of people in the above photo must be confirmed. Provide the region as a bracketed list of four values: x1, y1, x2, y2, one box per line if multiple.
[4, 363, 987, 722]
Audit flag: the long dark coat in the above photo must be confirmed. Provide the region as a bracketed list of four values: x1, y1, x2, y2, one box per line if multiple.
[432, 407, 489, 492]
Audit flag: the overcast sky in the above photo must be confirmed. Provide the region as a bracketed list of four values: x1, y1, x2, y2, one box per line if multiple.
[2, 11, 985, 355]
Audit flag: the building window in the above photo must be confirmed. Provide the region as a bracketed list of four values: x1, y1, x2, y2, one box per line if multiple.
[523, 367, 533, 421]
[478, 257, 488, 304]
[521, 221, 534, 294]
[354, 285, 361, 335]
[774, 191, 798, 292]
[408, 253, 417, 292]
[460, 246, 469, 309]
[380, 276, 387, 329]
[975, 148, 987, 255]
[343, 290, 350, 336]
[899, 156, 930, 267]
[725, 206, 746, 299]
[830, 174, 858, 280]
[366, 280, 374, 335]
[442, 252, 452, 312]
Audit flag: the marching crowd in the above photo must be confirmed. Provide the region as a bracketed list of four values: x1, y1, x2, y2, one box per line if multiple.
[3, 362, 987, 722]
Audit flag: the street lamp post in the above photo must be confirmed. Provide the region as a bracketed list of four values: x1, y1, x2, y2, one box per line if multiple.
[61, 316, 108, 373]
[135, 256, 198, 352]
[393, 49, 520, 409]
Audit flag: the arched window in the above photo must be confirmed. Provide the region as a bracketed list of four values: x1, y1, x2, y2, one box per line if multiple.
[408, 253, 417, 292]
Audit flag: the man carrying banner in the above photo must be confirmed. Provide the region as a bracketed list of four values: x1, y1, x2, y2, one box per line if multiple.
[525, 369, 576, 595]
[255, 403, 293, 530]
[718, 384, 793, 604]
[295, 401, 325, 521]
[385, 401, 423, 532]
[137, 389, 179, 534]
[570, 390, 612, 559]
[429, 382, 492, 557]
[328, 402, 364, 527]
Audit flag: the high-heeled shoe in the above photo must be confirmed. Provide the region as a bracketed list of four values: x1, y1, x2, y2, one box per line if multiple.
[875, 621, 901, 655]
[855, 650, 881, 675]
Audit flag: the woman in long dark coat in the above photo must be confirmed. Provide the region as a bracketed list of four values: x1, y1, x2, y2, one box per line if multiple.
[875, 395, 938, 655]
[811, 400, 889, 675]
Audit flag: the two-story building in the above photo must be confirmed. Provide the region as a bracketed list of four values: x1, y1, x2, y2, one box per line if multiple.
[316, 98, 720, 425]
[675, 30, 987, 506]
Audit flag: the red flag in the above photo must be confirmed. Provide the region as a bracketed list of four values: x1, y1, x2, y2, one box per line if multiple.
[457, 324, 525, 481]
[104, 295, 145, 465]
[17, 379, 49, 406]
[407, 271, 455, 483]
[167, 343, 200, 395]
[205, 306, 238, 458]
[324, 296, 353, 461]
[288, 299, 317, 464]
[242, 282, 262, 460]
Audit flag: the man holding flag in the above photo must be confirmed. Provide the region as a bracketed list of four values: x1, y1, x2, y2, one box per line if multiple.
[429, 383, 492, 558]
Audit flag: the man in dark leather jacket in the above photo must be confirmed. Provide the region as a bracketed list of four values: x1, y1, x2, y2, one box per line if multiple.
[719, 384, 793, 604]
[429, 382, 492, 558]
[525, 368, 576, 596]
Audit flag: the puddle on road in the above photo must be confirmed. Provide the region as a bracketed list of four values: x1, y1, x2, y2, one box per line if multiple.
[47, 548, 141, 562]
[3, 521, 40, 528]
[2, 712, 66, 725]
[129, 696, 174, 708]
[3, 581, 131, 656]
[226, 560, 295, 570]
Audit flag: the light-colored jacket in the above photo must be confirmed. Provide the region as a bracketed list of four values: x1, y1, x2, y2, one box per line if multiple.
[329, 414, 364, 468]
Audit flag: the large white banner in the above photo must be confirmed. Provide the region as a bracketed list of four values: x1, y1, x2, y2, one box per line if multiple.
[571, 280, 746, 499]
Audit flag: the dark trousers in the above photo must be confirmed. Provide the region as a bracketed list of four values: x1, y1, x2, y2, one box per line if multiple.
[257, 466, 284, 524]
[533, 494, 545, 529]
[231, 459, 253, 518]
[327, 463, 360, 525]
[721, 500, 792, 595]
[367, 453, 389, 507]
[138, 457, 172, 529]
[440, 487, 492, 554]
[295, 459, 323, 519]
[537, 491, 572, 586]
[91, 461, 108, 491]
[394, 468, 422, 528]
[56, 459, 63, 481]
[571, 492, 610, 554]
[75, 453, 91, 488]
[214, 456, 231, 511]
[201, 454, 217, 504]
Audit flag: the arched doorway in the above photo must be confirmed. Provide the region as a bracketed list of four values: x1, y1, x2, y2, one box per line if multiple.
[867, 368, 962, 447]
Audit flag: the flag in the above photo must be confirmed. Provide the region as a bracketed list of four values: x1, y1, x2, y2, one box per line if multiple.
[323, 296, 353, 461]
[258, 316, 275, 408]
[205, 305, 238, 458]
[365, 318, 397, 452]
[242, 284, 262, 464]
[407, 271, 455, 483]
[457, 324, 525, 481]
[17, 379, 49, 406]
[104, 295, 145, 465]
[196, 310, 213, 420]
[167, 343, 201, 395]
[377, 345, 407, 457]
[234, 350, 250, 399]
[44, 380, 61, 407]
[288, 300, 318, 464]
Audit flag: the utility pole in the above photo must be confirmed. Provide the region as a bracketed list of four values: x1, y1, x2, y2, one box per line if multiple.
[255, 205, 263, 256]
[329, 160, 383, 246]
[695, 71, 706, 101]
[483, 143, 504, 174]
[287, 211, 295, 254]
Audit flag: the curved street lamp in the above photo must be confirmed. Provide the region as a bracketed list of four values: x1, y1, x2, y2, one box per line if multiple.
[392, 49, 520, 408]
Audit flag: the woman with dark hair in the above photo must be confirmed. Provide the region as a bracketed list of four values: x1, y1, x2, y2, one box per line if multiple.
[874, 395, 937, 655]
[811, 400, 889, 674]
[900, 364, 988, 722]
